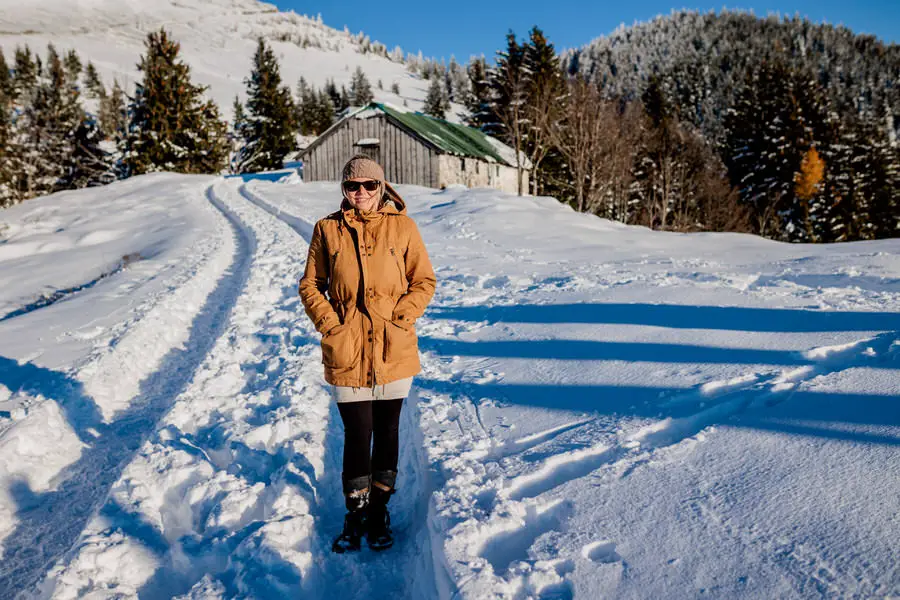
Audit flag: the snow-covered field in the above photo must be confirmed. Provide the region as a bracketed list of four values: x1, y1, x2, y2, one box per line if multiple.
[0, 173, 898, 599]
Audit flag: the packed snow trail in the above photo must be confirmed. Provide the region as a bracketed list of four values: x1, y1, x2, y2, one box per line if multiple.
[0, 175, 243, 596]
[24, 177, 435, 599]
[238, 179, 439, 599]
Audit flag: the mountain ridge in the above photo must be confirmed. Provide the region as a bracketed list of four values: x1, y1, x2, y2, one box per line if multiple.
[0, 0, 436, 121]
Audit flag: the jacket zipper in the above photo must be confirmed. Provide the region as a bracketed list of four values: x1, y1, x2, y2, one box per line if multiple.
[363, 222, 375, 387]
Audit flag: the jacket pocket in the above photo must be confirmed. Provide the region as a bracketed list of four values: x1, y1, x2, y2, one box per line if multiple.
[383, 319, 417, 364]
[321, 321, 358, 369]
[390, 247, 408, 293]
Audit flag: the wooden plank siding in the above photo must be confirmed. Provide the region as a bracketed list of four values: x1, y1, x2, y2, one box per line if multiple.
[304, 115, 440, 186]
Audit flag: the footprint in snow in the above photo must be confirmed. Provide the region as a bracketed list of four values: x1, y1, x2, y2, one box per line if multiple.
[582, 540, 621, 564]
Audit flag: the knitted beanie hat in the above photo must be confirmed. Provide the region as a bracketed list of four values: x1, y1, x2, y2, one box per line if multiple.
[341, 155, 384, 182]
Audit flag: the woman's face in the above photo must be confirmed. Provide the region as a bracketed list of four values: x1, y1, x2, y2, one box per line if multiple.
[343, 177, 381, 211]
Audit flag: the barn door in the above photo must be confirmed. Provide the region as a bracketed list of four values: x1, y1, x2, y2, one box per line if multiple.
[354, 139, 381, 163]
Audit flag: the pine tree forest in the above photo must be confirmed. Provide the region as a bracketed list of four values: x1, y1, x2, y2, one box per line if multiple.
[478, 11, 900, 242]
[1, 10, 897, 243]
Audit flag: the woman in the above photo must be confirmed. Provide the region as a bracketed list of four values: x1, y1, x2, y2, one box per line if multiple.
[299, 155, 436, 553]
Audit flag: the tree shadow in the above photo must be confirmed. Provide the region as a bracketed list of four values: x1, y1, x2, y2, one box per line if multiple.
[414, 379, 900, 448]
[429, 303, 900, 332]
[0, 355, 104, 443]
[419, 338, 897, 369]
[416, 301, 900, 448]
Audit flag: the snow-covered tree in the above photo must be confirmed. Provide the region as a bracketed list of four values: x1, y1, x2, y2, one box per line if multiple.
[524, 27, 565, 195]
[124, 28, 228, 175]
[11, 47, 38, 101]
[350, 66, 373, 106]
[235, 38, 297, 173]
[724, 58, 828, 240]
[464, 56, 494, 132]
[13, 44, 84, 198]
[0, 48, 15, 207]
[83, 62, 105, 100]
[423, 77, 447, 119]
[489, 32, 529, 195]
[59, 116, 114, 189]
[98, 79, 127, 142]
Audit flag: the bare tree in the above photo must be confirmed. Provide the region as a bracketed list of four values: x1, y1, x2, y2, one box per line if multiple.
[546, 76, 617, 212]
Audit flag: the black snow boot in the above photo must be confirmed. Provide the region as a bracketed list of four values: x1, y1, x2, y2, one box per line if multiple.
[366, 470, 396, 551]
[332, 474, 369, 554]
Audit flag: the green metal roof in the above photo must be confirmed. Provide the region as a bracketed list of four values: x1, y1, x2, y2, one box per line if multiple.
[375, 103, 511, 166]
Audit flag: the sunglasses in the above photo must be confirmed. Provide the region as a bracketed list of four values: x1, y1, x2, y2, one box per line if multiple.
[342, 180, 380, 192]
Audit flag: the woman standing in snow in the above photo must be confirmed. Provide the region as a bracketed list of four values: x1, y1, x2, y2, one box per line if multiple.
[299, 155, 436, 553]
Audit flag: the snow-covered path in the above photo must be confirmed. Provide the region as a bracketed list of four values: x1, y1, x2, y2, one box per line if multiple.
[0, 173, 897, 599]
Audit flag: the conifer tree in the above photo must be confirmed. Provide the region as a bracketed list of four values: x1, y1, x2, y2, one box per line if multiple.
[464, 56, 495, 132]
[314, 90, 335, 132]
[0, 48, 15, 207]
[12, 47, 38, 101]
[83, 62, 105, 99]
[232, 96, 247, 137]
[724, 59, 827, 240]
[0, 48, 13, 101]
[866, 129, 900, 239]
[63, 50, 82, 86]
[60, 116, 113, 189]
[490, 32, 530, 194]
[124, 28, 228, 175]
[524, 27, 565, 195]
[350, 67, 373, 105]
[236, 37, 297, 173]
[229, 96, 247, 173]
[14, 44, 84, 198]
[296, 76, 316, 135]
[325, 79, 341, 110]
[98, 79, 127, 142]
[423, 77, 447, 119]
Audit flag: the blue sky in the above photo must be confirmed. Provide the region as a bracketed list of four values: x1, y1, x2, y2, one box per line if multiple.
[274, 1, 898, 61]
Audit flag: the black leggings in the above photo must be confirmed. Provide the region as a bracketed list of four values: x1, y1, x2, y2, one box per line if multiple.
[337, 398, 404, 481]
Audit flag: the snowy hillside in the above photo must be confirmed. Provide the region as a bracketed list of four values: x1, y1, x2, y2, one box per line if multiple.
[0, 0, 447, 121]
[0, 173, 898, 598]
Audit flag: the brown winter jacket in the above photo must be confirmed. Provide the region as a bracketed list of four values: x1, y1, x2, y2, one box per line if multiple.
[298, 191, 436, 387]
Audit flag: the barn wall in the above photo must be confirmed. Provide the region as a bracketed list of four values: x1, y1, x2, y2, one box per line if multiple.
[436, 156, 530, 193]
[303, 115, 439, 187]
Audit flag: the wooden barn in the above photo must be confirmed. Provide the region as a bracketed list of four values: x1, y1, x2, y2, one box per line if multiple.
[300, 102, 529, 193]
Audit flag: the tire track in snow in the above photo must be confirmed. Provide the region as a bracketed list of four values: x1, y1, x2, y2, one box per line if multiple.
[237, 178, 439, 599]
[1, 181, 253, 599]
